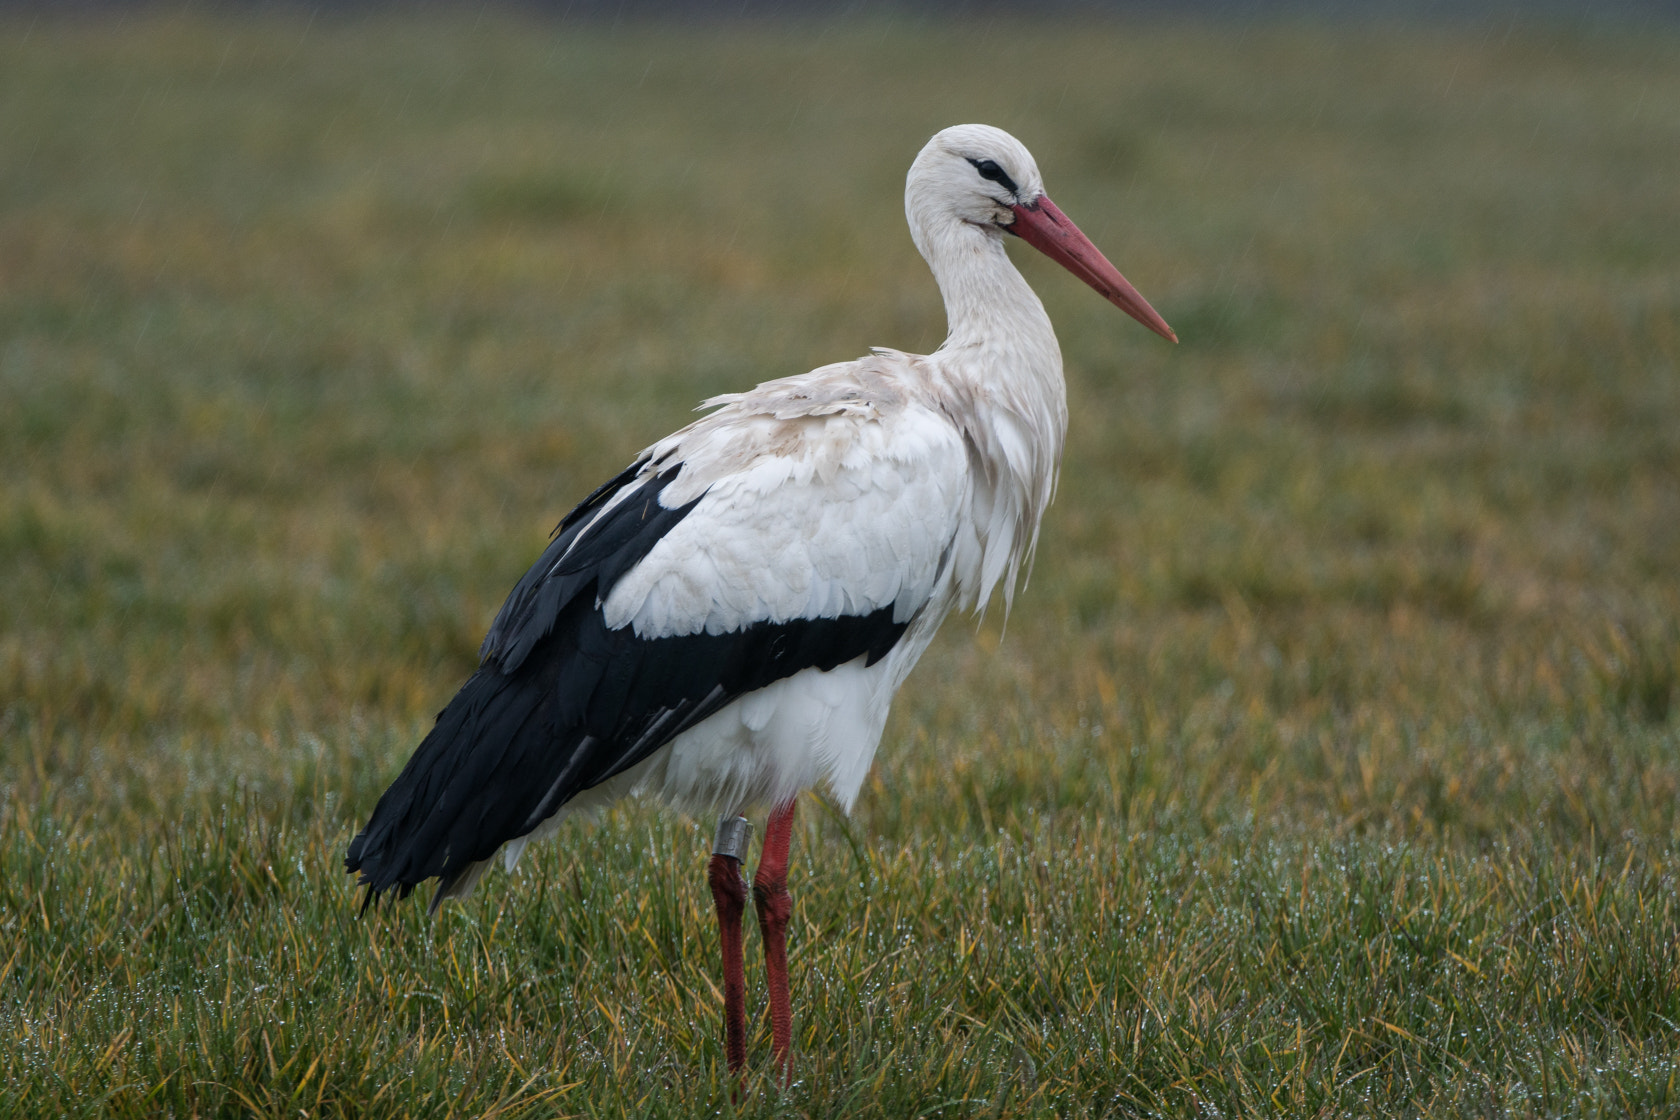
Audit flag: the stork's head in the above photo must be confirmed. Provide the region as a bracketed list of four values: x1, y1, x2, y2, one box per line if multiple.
[907, 123, 1176, 343]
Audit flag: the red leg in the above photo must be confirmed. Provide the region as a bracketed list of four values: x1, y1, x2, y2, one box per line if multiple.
[708, 817, 752, 1075]
[754, 799, 797, 1081]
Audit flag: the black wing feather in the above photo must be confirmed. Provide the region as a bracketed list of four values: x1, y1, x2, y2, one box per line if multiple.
[481, 459, 694, 672]
[346, 462, 910, 907]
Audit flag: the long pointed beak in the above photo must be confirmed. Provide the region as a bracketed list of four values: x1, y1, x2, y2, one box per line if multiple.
[1006, 194, 1177, 343]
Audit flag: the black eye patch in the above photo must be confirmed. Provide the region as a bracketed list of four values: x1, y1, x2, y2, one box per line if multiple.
[967, 157, 1019, 196]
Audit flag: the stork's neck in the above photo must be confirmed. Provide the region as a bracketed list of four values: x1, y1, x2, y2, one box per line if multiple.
[917, 220, 1068, 443]
[915, 217, 1069, 616]
[924, 222, 1059, 357]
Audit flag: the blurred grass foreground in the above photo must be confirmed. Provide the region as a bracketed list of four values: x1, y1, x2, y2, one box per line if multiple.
[2, 8, 1678, 1118]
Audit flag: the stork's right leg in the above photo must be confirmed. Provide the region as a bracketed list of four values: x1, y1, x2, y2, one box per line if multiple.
[754, 799, 798, 1081]
[708, 815, 753, 1074]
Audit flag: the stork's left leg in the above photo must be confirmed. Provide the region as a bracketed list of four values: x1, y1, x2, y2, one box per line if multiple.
[754, 799, 798, 1079]
[709, 815, 753, 1075]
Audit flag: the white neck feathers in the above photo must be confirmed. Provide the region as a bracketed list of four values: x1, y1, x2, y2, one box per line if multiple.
[908, 200, 1069, 617]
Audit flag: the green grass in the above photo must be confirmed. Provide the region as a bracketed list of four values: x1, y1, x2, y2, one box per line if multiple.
[3, 9, 1679, 1117]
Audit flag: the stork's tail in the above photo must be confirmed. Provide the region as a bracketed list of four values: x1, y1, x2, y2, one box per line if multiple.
[345, 655, 563, 912]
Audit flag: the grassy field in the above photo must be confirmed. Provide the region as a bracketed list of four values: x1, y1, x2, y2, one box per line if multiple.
[3, 8, 1678, 1117]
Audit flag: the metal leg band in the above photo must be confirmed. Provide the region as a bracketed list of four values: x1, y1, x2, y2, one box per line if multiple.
[712, 815, 753, 862]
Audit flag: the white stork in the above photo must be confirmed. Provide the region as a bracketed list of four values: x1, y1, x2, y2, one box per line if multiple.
[346, 123, 1175, 1077]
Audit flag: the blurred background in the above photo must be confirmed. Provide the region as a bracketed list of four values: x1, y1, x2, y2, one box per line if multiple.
[1, 2, 1677, 1115]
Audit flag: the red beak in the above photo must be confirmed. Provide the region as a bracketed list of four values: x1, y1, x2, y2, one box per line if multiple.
[1006, 194, 1177, 343]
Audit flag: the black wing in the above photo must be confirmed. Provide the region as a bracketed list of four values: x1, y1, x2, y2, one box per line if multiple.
[345, 462, 909, 907]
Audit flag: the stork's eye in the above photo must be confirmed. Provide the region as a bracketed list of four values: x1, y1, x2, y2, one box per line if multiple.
[967, 157, 1019, 195]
